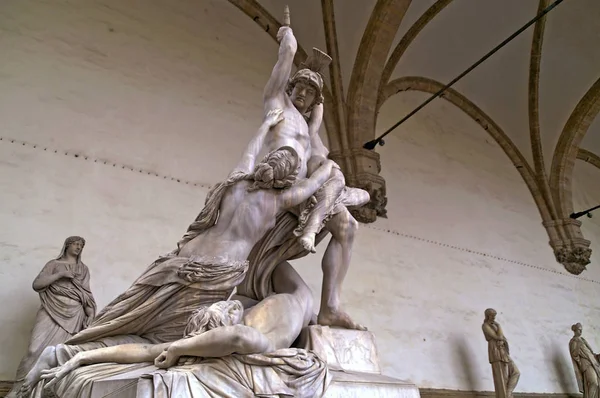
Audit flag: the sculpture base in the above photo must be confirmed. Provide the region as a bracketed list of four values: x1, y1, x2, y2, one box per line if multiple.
[45, 326, 419, 397]
[84, 368, 419, 398]
[325, 371, 420, 397]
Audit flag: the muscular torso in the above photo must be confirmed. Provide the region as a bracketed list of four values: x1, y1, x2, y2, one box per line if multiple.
[264, 97, 311, 178]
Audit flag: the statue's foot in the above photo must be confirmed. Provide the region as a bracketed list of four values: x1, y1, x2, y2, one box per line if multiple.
[18, 346, 57, 397]
[40, 359, 80, 390]
[318, 308, 367, 331]
[5, 390, 18, 398]
[299, 234, 317, 253]
[17, 381, 33, 398]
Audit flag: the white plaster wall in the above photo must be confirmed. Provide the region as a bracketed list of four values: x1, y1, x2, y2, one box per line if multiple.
[1, 0, 599, 395]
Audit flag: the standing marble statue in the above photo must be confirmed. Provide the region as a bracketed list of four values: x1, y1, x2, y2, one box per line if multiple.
[570, 323, 600, 397]
[482, 308, 520, 398]
[7, 236, 96, 398]
[232, 12, 370, 330]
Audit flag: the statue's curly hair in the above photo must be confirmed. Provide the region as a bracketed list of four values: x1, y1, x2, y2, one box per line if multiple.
[184, 300, 243, 337]
[248, 146, 300, 192]
[175, 146, 300, 252]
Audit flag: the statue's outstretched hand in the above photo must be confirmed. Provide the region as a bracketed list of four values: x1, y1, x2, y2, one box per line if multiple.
[40, 358, 81, 389]
[264, 108, 285, 128]
[154, 348, 179, 369]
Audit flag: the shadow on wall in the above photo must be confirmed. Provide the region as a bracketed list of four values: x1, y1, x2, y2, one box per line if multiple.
[546, 340, 577, 393]
[451, 335, 480, 391]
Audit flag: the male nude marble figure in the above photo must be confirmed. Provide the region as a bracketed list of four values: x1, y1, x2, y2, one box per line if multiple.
[238, 12, 370, 330]
[17, 109, 337, 397]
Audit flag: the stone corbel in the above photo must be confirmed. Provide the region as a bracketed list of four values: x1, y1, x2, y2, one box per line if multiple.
[545, 218, 592, 275]
[330, 148, 388, 224]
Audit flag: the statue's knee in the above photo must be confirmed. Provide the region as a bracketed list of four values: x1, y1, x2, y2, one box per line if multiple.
[337, 211, 358, 238]
[346, 213, 359, 233]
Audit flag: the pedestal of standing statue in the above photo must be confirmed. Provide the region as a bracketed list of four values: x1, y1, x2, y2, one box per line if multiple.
[63, 326, 420, 397]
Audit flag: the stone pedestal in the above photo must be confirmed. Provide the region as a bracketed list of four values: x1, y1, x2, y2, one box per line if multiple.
[299, 325, 420, 397]
[53, 326, 419, 397]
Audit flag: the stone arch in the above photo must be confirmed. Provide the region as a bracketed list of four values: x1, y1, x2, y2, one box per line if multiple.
[378, 75, 551, 221]
[346, 0, 412, 147]
[549, 77, 600, 219]
[577, 148, 600, 170]
[546, 76, 600, 275]
[378, 0, 455, 97]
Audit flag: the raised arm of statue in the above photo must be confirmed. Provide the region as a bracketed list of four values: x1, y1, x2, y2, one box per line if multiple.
[263, 26, 297, 110]
[308, 102, 324, 137]
[482, 323, 504, 342]
[306, 103, 330, 175]
[279, 160, 335, 209]
[233, 109, 285, 174]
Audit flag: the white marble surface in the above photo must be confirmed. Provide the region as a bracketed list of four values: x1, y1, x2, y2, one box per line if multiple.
[0, 0, 599, 394]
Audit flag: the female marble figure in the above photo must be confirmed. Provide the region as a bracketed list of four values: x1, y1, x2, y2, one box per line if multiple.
[570, 323, 600, 397]
[7, 236, 96, 397]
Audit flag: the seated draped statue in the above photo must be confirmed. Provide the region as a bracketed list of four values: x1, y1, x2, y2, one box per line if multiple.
[6, 236, 96, 398]
[39, 261, 329, 397]
[569, 323, 600, 398]
[16, 109, 336, 397]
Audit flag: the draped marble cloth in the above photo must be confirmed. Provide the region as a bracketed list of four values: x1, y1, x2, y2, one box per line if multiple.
[26, 256, 249, 397]
[67, 255, 248, 345]
[37, 348, 329, 398]
[137, 349, 331, 398]
[15, 260, 96, 382]
[570, 336, 600, 397]
[238, 178, 367, 301]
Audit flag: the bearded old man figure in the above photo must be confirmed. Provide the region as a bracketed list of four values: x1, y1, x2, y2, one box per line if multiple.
[570, 323, 600, 398]
[6, 236, 96, 398]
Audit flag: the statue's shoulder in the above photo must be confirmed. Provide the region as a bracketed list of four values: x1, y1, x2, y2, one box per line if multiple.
[42, 259, 60, 269]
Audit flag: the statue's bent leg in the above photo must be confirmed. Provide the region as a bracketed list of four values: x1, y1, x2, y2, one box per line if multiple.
[271, 261, 314, 326]
[491, 362, 507, 398]
[506, 360, 520, 398]
[316, 207, 366, 331]
[295, 168, 345, 253]
[585, 367, 599, 397]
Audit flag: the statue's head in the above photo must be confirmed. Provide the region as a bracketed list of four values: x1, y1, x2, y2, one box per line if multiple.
[484, 308, 497, 322]
[286, 48, 331, 114]
[571, 323, 583, 337]
[184, 300, 244, 337]
[249, 146, 300, 191]
[57, 236, 86, 262]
